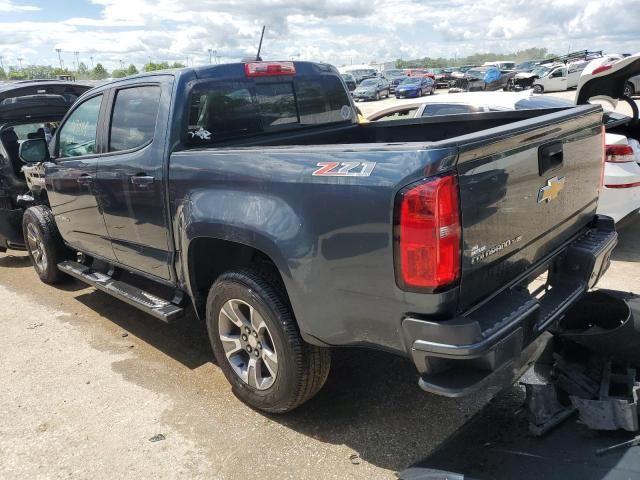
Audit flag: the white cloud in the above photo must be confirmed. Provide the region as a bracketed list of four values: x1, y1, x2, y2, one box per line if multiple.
[1, 0, 639, 70]
[0, 0, 39, 11]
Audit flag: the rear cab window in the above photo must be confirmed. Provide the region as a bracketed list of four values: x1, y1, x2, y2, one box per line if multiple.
[185, 73, 353, 146]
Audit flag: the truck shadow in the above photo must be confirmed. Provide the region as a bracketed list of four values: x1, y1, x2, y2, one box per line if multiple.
[0, 253, 32, 268]
[71, 286, 489, 472]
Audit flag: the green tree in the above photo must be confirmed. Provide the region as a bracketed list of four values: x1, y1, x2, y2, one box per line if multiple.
[77, 62, 89, 77]
[91, 63, 108, 80]
[0, 67, 8, 80]
[111, 68, 127, 78]
[8, 68, 28, 80]
[126, 64, 138, 76]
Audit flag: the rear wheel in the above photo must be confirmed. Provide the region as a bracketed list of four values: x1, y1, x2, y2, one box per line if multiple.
[624, 82, 635, 98]
[22, 206, 69, 284]
[206, 268, 331, 413]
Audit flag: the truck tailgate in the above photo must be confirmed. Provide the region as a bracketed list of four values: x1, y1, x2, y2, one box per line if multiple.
[457, 105, 603, 311]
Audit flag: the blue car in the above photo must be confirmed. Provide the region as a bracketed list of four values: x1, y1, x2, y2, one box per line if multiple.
[395, 76, 435, 98]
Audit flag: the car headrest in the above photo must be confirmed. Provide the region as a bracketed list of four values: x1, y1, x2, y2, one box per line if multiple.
[0, 129, 19, 143]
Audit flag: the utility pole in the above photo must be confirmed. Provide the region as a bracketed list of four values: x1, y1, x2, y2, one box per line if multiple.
[56, 48, 62, 69]
[0, 56, 3, 69]
[17, 57, 23, 69]
[74, 51, 80, 69]
[89, 56, 94, 68]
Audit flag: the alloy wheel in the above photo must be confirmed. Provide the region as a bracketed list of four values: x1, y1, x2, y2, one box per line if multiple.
[26, 223, 47, 273]
[218, 298, 278, 390]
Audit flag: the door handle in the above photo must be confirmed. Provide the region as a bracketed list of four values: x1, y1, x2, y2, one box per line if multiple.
[538, 141, 564, 176]
[77, 174, 93, 185]
[130, 175, 155, 186]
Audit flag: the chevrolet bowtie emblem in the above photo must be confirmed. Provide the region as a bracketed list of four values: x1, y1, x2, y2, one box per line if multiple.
[537, 176, 566, 203]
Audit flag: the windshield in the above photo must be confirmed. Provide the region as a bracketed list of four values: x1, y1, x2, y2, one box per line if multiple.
[341, 74, 354, 81]
[400, 78, 421, 85]
[360, 79, 377, 87]
[349, 69, 376, 77]
[531, 65, 551, 77]
[466, 70, 485, 79]
[385, 70, 405, 77]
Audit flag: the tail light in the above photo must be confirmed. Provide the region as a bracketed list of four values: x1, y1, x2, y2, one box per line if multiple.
[592, 64, 613, 75]
[244, 61, 296, 77]
[605, 144, 636, 163]
[396, 175, 461, 290]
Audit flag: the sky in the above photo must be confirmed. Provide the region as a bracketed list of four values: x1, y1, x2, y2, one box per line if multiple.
[0, 0, 639, 71]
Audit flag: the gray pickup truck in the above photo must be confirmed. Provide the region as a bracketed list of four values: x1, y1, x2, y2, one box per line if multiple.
[17, 60, 616, 413]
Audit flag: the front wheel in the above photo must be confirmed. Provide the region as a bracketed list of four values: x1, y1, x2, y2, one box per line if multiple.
[375, 91, 380, 101]
[22, 206, 69, 284]
[207, 268, 331, 413]
[533, 84, 543, 94]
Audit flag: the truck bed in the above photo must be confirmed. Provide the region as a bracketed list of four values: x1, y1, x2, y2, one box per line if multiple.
[170, 104, 604, 354]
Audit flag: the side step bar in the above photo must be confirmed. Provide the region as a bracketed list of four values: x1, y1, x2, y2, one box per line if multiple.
[58, 260, 184, 323]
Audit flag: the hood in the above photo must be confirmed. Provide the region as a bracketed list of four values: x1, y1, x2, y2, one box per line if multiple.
[576, 53, 640, 106]
[398, 83, 419, 89]
[0, 81, 92, 123]
[515, 71, 536, 79]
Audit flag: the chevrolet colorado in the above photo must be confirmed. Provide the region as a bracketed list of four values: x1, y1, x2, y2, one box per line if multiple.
[18, 61, 616, 412]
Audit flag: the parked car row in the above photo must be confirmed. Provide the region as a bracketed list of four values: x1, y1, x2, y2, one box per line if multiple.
[366, 55, 640, 223]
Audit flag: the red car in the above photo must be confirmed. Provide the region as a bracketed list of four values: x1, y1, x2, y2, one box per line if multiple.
[405, 68, 435, 79]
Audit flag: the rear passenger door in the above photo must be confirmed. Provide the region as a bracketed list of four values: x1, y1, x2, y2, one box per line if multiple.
[94, 82, 173, 280]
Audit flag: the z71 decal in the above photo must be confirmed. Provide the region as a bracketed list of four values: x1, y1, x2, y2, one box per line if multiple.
[312, 161, 376, 177]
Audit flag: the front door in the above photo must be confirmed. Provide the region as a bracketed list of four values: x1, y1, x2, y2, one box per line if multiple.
[545, 68, 568, 92]
[94, 83, 173, 280]
[46, 93, 116, 260]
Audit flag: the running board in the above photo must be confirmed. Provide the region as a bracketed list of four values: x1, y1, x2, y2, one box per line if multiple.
[58, 260, 184, 323]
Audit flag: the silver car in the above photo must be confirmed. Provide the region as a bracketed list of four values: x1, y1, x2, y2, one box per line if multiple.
[625, 75, 640, 97]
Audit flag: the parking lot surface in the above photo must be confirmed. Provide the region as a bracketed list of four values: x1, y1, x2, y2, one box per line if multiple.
[1, 90, 639, 477]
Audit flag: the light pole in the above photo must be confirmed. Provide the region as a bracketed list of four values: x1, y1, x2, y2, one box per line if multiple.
[18, 57, 23, 69]
[89, 56, 94, 68]
[0, 56, 3, 69]
[74, 51, 80, 70]
[208, 48, 213, 64]
[56, 48, 62, 69]
[120, 59, 124, 69]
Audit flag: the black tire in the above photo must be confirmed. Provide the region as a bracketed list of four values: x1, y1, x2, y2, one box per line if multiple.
[22, 206, 69, 284]
[533, 84, 543, 94]
[624, 82, 634, 98]
[417, 88, 422, 97]
[206, 268, 331, 413]
[375, 91, 380, 101]
[430, 85, 435, 95]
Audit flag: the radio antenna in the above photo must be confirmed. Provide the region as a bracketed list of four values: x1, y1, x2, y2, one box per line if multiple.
[256, 25, 266, 61]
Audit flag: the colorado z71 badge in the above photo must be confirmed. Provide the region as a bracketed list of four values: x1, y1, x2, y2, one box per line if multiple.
[312, 161, 376, 177]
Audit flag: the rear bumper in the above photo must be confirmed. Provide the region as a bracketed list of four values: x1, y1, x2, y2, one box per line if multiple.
[0, 206, 25, 250]
[403, 215, 617, 397]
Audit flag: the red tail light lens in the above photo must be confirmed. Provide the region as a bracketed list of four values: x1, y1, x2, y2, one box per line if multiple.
[605, 144, 636, 163]
[244, 61, 296, 77]
[592, 64, 613, 75]
[397, 175, 461, 290]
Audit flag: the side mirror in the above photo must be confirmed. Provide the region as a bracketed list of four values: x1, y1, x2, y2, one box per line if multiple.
[19, 138, 50, 164]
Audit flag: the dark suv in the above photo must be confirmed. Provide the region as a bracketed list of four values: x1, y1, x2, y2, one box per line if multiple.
[0, 80, 92, 252]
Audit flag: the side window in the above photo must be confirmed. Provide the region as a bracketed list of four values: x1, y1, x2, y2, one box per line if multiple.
[109, 86, 161, 152]
[58, 95, 103, 158]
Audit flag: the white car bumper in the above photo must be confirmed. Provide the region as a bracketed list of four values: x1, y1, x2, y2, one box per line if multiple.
[598, 161, 640, 222]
